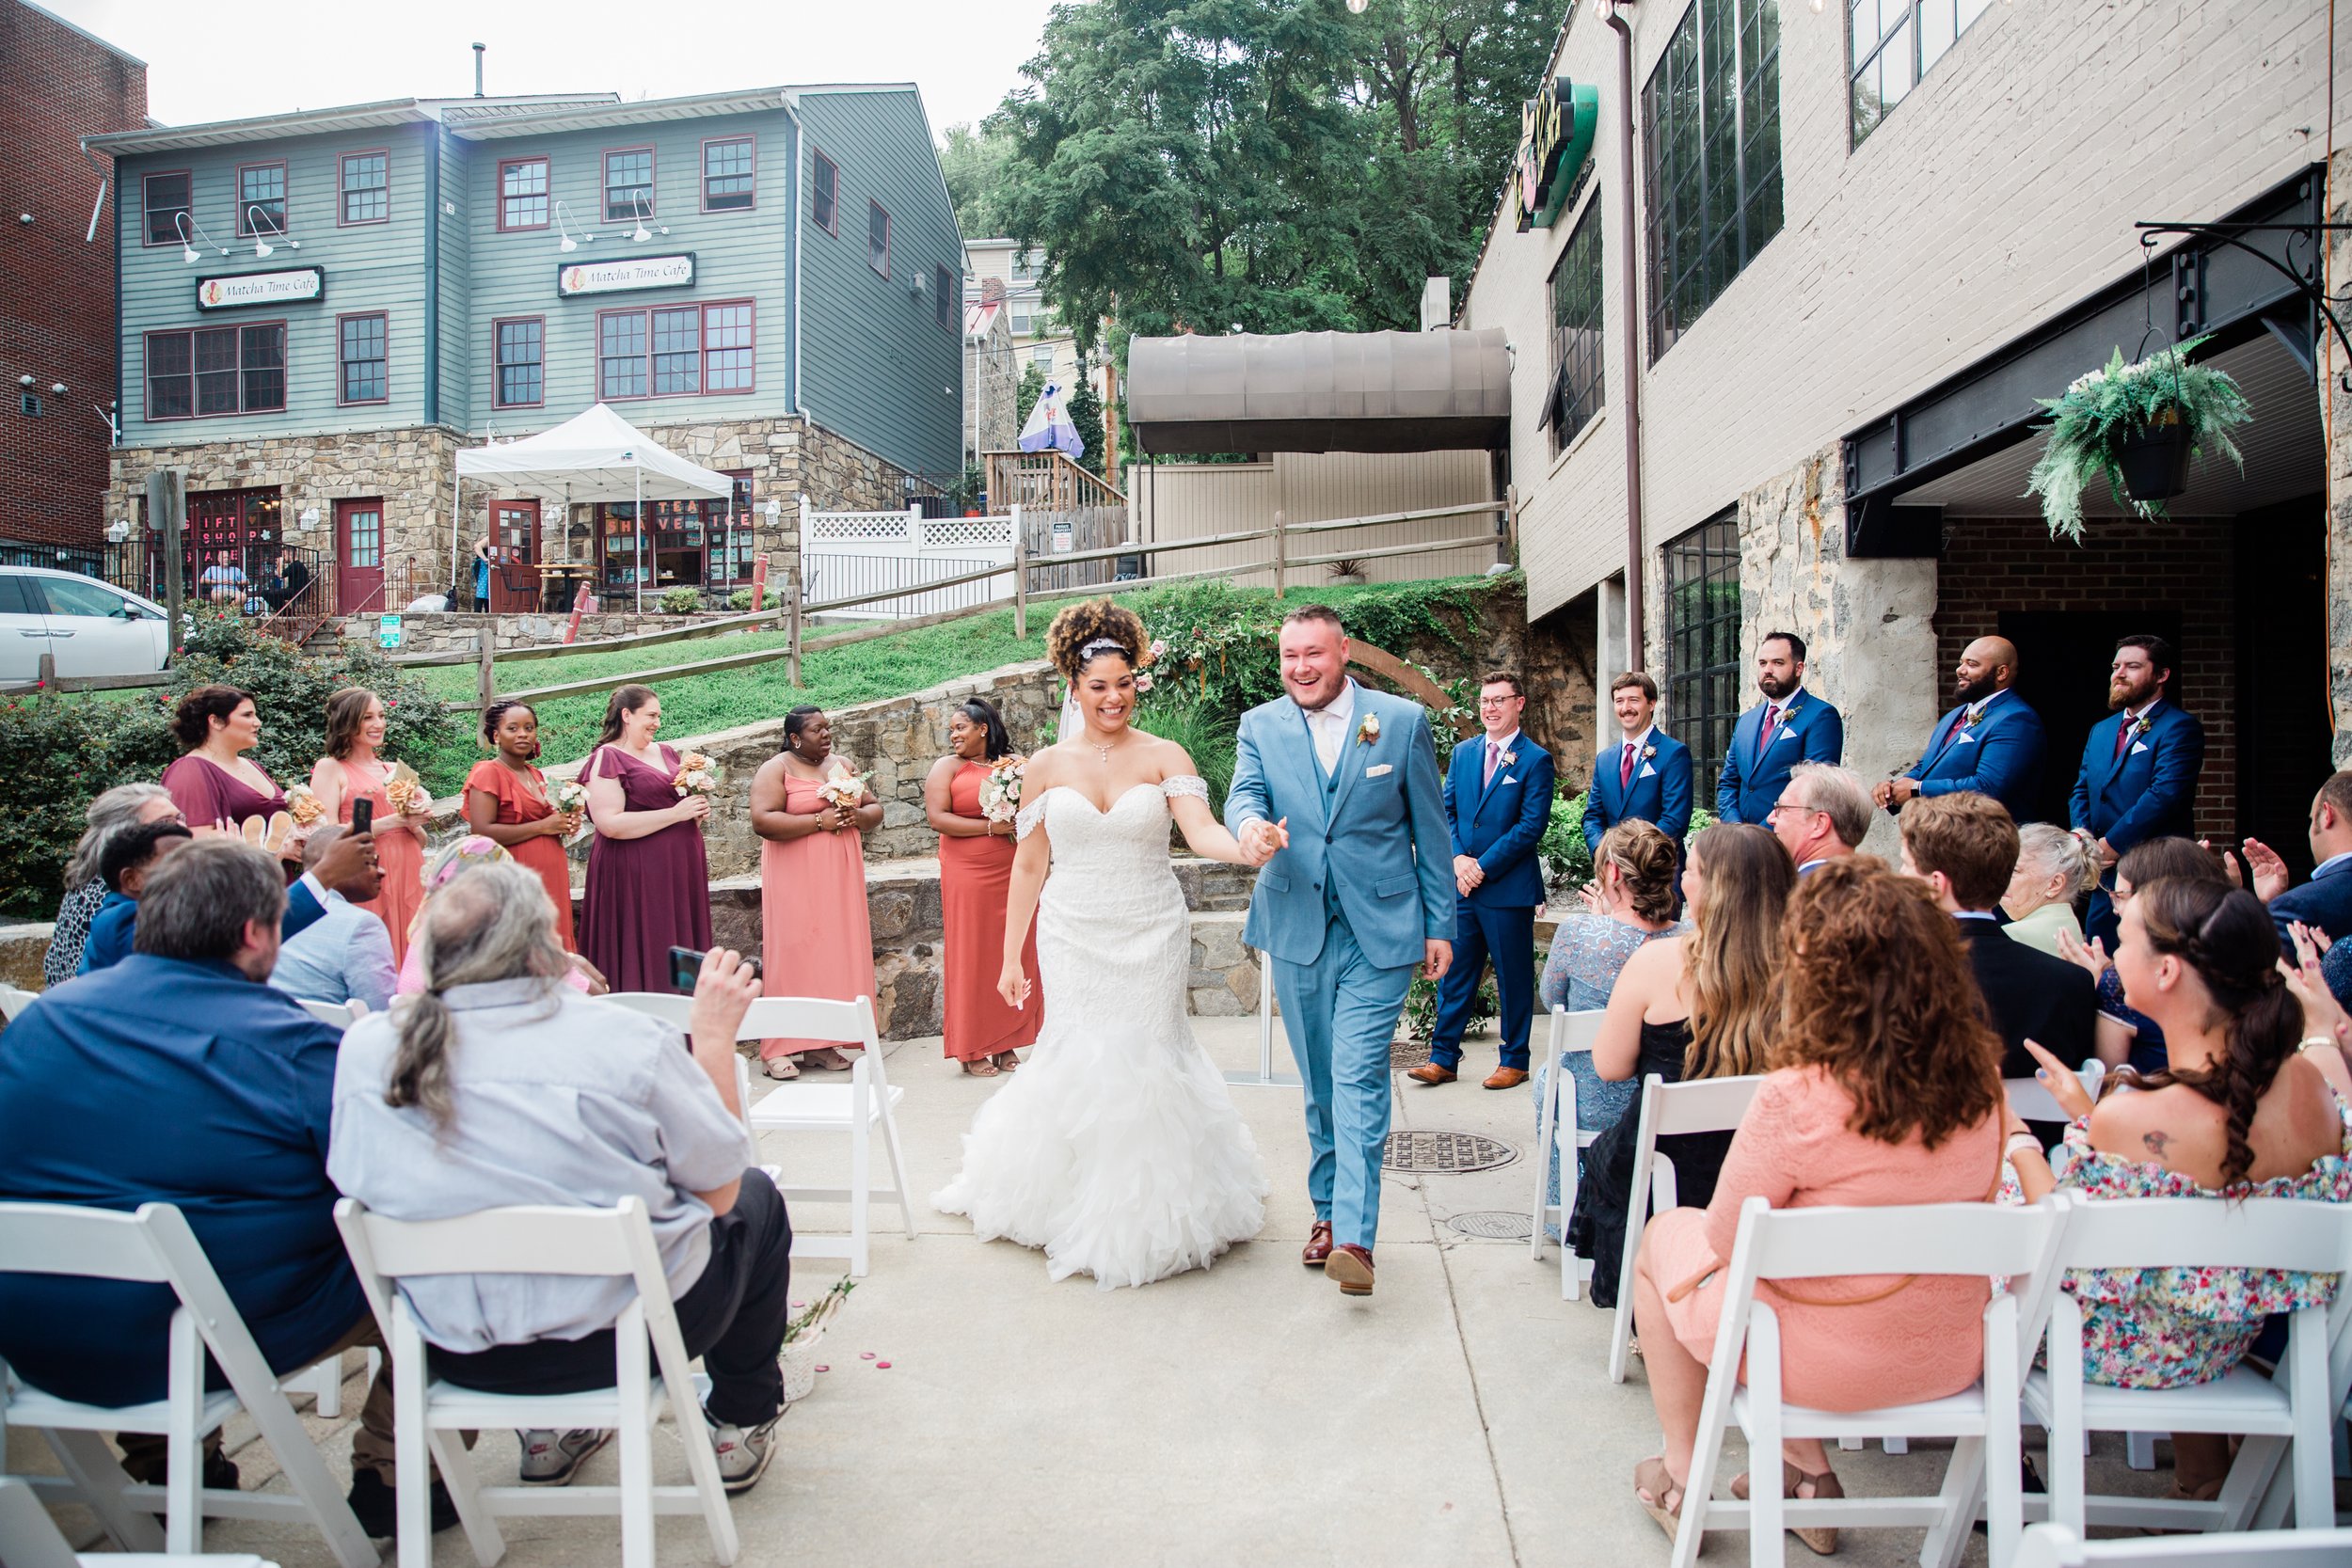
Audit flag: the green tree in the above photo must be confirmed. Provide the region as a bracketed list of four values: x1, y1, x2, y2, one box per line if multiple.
[1014, 362, 1045, 428]
[936, 120, 1020, 238]
[1064, 375, 1107, 478]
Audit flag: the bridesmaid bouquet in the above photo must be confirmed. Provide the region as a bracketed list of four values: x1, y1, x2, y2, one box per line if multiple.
[817, 762, 868, 812]
[282, 784, 325, 828]
[552, 779, 592, 844]
[977, 756, 1025, 823]
[384, 760, 432, 816]
[672, 752, 721, 799]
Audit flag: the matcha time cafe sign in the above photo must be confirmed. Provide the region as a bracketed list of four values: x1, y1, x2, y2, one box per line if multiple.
[1514, 76, 1598, 231]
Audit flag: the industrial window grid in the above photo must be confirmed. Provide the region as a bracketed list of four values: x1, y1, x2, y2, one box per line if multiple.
[1642, 0, 1783, 362]
[142, 170, 191, 246]
[1850, 0, 1996, 147]
[1662, 513, 1743, 797]
[1544, 199, 1606, 456]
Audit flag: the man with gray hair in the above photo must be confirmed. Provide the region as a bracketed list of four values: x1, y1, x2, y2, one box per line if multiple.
[1766, 761, 1874, 874]
[328, 860, 794, 1496]
[269, 824, 398, 1013]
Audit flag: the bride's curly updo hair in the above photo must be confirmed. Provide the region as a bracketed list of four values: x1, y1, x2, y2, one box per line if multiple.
[1047, 599, 1149, 682]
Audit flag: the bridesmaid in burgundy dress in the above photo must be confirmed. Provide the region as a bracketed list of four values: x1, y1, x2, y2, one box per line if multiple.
[160, 687, 296, 867]
[578, 684, 712, 992]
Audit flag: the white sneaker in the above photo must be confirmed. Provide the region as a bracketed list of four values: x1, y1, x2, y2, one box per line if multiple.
[705, 1409, 780, 1494]
[517, 1428, 611, 1485]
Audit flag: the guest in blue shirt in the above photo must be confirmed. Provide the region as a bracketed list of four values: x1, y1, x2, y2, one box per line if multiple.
[268, 824, 398, 1013]
[74, 820, 192, 975]
[2239, 772, 2352, 958]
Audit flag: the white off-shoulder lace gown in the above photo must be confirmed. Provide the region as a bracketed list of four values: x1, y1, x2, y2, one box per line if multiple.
[930, 776, 1268, 1288]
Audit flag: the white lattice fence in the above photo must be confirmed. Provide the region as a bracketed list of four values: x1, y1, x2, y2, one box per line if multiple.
[799, 499, 1017, 619]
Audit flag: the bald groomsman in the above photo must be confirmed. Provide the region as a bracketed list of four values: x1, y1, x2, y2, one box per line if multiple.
[1875, 635, 2048, 823]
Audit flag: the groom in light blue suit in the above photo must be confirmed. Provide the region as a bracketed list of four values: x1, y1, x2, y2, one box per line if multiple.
[1226, 605, 1455, 1300]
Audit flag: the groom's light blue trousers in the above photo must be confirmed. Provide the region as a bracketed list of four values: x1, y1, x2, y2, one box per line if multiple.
[1271, 913, 1415, 1253]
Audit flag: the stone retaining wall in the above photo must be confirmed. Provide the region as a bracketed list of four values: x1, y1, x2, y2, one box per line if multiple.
[338, 610, 713, 657]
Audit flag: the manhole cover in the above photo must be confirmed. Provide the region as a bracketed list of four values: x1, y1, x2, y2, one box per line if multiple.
[1384, 1131, 1517, 1173]
[1448, 1210, 1534, 1240]
[1390, 1035, 1433, 1068]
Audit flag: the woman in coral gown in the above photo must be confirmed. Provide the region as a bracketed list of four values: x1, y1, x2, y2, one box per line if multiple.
[310, 687, 426, 966]
[749, 705, 878, 1081]
[578, 684, 712, 991]
[463, 699, 581, 951]
[924, 698, 1040, 1076]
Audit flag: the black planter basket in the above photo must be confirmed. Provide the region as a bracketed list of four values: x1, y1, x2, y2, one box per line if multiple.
[2117, 410, 2192, 502]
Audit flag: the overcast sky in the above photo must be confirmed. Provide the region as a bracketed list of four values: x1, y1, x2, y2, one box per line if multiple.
[45, 0, 1062, 139]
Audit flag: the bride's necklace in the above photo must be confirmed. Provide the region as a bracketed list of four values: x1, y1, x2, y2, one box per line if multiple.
[1090, 728, 1129, 765]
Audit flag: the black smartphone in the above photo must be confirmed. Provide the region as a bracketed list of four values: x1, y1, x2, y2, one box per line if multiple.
[349, 796, 373, 836]
[669, 945, 759, 993]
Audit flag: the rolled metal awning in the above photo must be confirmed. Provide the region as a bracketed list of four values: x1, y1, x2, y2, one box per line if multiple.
[1125, 329, 1511, 454]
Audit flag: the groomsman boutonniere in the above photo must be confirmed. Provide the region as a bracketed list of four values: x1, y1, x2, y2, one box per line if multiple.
[1501, 747, 1518, 768]
[1962, 708, 1985, 731]
[1357, 713, 1380, 745]
[2131, 714, 2154, 740]
[1641, 744, 1658, 761]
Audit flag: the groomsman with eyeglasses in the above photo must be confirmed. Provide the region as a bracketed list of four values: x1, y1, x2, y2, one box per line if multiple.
[1715, 631, 1844, 827]
[2070, 632, 2204, 945]
[1581, 671, 1692, 860]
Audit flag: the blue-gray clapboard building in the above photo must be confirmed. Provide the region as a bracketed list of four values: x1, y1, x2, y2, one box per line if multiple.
[84, 84, 964, 612]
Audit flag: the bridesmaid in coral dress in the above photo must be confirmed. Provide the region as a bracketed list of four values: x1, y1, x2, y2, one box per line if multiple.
[923, 698, 1040, 1076]
[749, 705, 879, 1081]
[310, 687, 426, 965]
[578, 684, 712, 992]
[463, 700, 581, 951]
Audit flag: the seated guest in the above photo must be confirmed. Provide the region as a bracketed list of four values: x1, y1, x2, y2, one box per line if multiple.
[75, 821, 193, 974]
[328, 862, 793, 1494]
[2235, 771, 2352, 953]
[269, 825, 398, 1014]
[0, 840, 431, 1532]
[1532, 820, 1683, 1240]
[2002, 822, 2101, 957]
[2006, 879, 2349, 1507]
[2057, 837, 2228, 1075]
[1898, 793, 2096, 1088]
[1630, 858, 2007, 1547]
[45, 783, 182, 985]
[1565, 823, 1792, 1307]
[1766, 762, 1872, 873]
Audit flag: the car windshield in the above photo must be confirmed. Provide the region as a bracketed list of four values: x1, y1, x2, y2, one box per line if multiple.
[37, 578, 133, 618]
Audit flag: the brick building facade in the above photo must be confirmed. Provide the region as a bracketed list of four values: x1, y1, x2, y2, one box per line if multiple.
[0, 1, 145, 550]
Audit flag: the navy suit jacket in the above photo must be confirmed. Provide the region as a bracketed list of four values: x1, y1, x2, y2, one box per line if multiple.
[2270, 857, 2352, 950]
[2069, 701, 2204, 852]
[1902, 691, 2048, 822]
[1583, 731, 1693, 854]
[1716, 692, 1844, 825]
[1443, 733, 1556, 909]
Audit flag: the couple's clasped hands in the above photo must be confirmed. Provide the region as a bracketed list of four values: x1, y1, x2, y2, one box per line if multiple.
[1237, 816, 1290, 867]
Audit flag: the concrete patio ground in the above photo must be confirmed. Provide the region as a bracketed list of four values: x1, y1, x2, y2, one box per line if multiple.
[26, 1017, 2173, 1567]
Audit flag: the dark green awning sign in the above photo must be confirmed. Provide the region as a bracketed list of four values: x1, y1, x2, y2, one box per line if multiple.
[1514, 77, 1597, 231]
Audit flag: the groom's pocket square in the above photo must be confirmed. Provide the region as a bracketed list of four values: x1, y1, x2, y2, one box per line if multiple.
[1365, 763, 1393, 777]
[1638, 763, 1657, 779]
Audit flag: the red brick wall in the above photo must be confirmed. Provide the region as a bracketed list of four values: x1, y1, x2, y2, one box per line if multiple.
[0, 2, 146, 549]
[1933, 514, 2234, 837]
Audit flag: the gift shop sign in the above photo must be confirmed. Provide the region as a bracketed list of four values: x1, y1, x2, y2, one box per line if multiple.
[557, 253, 696, 298]
[195, 266, 326, 311]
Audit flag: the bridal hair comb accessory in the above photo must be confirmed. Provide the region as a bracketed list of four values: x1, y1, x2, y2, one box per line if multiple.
[1079, 636, 1128, 661]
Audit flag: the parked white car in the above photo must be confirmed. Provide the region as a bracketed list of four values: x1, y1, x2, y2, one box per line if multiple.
[0, 567, 172, 683]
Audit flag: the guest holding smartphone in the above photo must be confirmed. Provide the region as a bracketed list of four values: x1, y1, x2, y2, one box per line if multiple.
[310, 688, 425, 965]
[579, 685, 712, 994]
[749, 705, 878, 1081]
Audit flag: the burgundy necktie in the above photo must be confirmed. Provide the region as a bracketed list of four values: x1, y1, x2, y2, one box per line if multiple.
[1941, 709, 1968, 752]
[1484, 739, 1501, 786]
[1756, 705, 1781, 758]
[1620, 743, 1635, 788]
[2112, 716, 2134, 762]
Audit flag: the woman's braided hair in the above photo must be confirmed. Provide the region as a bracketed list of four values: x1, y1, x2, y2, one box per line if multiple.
[2128, 879, 2302, 1186]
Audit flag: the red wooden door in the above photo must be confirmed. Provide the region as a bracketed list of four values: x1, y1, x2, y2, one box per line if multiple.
[334, 499, 385, 613]
[489, 500, 540, 611]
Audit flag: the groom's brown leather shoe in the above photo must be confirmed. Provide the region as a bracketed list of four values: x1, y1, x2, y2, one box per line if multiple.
[1484, 1067, 1531, 1090]
[1302, 1221, 1334, 1267]
[1327, 1244, 1375, 1296]
[1406, 1063, 1456, 1085]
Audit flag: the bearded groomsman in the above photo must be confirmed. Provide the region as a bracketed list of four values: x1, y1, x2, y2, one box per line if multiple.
[2070, 632, 2204, 944]
[1715, 631, 1843, 826]
[1581, 672, 1693, 860]
[1875, 635, 2047, 823]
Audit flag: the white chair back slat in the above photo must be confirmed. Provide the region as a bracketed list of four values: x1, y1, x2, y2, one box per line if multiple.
[1528, 1005, 1606, 1275]
[1607, 1071, 1765, 1384]
[1743, 1197, 2062, 1283]
[604, 991, 694, 1028]
[296, 998, 358, 1029]
[342, 1201, 645, 1279]
[2048, 1194, 2352, 1276]
[737, 995, 910, 1277]
[2014, 1523, 2352, 1568]
[0, 1202, 177, 1284]
[1647, 1073, 1766, 1136]
[0, 985, 40, 1022]
[735, 994, 882, 1051]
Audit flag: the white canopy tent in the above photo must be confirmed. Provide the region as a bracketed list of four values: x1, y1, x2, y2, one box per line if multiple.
[452, 403, 735, 612]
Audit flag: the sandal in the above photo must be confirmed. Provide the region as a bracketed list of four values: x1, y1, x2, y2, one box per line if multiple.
[1632, 1455, 1686, 1542]
[763, 1056, 801, 1081]
[1731, 1462, 1842, 1555]
[993, 1052, 1022, 1073]
[961, 1059, 1000, 1078]
[801, 1048, 855, 1072]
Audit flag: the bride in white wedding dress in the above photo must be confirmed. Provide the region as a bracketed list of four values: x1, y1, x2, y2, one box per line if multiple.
[930, 600, 1270, 1288]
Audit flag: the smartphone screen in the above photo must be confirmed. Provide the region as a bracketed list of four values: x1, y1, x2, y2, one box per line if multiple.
[349, 796, 373, 837]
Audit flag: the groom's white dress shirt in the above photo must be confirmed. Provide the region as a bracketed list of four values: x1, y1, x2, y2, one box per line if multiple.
[1303, 679, 1359, 775]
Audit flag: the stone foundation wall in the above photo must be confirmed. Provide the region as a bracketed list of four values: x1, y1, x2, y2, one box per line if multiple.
[1521, 587, 1601, 793]
[337, 610, 714, 657]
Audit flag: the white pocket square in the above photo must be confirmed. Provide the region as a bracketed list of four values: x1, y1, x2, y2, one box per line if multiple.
[2129, 740, 2149, 756]
[1773, 726, 1798, 743]
[1638, 763, 1657, 778]
[1954, 732, 1977, 746]
[1502, 774, 1518, 784]
[1366, 764, 1393, 778]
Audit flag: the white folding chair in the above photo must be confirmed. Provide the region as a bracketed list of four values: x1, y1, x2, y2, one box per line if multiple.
[0, 1474, 282, 1567]
[334, 1196, 739, 1568]
[2014, 1521, 2352, 1568]
[0, 1203, 375, 1566]
[1527, 1006, 1606, 1294]
[294, 997, 360, 1029]
[605, 991, 693, 1029]
[1672, 1196, 2070, 1568]
[740, 994, 914, 1277]
[0, 984, 40, 1022]
[1608, 1072, 1766, 1383]
[2026, 1194, 2352, 1535]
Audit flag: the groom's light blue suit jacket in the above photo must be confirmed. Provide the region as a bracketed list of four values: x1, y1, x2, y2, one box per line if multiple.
[1225, 685, 1456, 972]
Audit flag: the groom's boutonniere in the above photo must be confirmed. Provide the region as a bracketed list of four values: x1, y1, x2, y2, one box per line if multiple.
[1356, 713, 1380, 745]
[1641, 744, 1658, 761]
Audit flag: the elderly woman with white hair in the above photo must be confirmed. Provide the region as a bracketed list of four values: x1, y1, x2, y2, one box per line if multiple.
[44, 783, 183, 986]
[2000, 821, 2099, 958]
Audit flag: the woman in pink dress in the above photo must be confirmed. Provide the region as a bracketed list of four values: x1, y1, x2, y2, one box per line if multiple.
[578, 684, 712, 993]
[310, 688, 426, 965]
[1629, 858, 2007, 1552]
[749, 705, 878, 1081]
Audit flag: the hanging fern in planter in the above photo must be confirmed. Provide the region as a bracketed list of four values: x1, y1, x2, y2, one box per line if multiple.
[2026, 334, 2251, 542]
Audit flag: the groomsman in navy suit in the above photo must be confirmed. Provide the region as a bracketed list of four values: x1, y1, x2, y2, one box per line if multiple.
[2070, 633, 2205, 944]
[1716, 631, 1844, 826]
[1581, 671, 1693, 858]
[1409, 673, 1556, 1091]
[1875, 635, 2048, 823]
